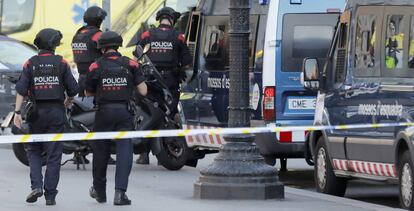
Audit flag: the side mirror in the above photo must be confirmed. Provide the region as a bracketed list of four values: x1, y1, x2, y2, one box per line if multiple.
[301, 58, 320, 90]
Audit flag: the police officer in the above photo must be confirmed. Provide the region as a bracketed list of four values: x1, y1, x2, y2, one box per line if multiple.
[134, 7, 192, 165]
[13, 28, 79, 205]
[72, 6, 107, 96]
[85, 31, 147, 205]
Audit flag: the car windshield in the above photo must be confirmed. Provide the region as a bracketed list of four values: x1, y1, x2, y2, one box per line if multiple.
[0, 0, 35, 34]
[0, 39, 36, 71]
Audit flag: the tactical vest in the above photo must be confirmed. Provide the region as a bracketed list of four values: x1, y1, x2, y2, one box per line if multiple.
[95, 57, 134, 104]
[148, 28, 179, 68]
[72, 26, 102, 64]
[30, 55, 65, 101]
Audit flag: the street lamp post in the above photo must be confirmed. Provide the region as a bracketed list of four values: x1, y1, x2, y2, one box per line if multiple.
[194, 0, 284, 199]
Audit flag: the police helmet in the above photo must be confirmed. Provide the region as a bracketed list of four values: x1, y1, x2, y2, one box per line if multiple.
[156, 7, 181, 24]
[97, 31, 123, 49]
[33, 28, 62, 51]
[83, 6, 107, 26]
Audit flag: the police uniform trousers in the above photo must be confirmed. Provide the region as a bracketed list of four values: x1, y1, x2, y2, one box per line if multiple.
[91, 104, 133, 192]
[27, 104, 65, 199]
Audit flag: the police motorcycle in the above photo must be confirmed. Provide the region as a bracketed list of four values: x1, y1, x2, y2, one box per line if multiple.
[133, 44, 193, 170]
[8, 44, 194, 171]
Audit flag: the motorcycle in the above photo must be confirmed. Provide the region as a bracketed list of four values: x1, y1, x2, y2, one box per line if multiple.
[133, 44, 197, 170]
[8, 44, 200, 171]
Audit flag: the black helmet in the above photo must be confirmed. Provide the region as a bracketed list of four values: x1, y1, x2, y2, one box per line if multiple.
[97, 31, 123, 49]
[33, 28, 62, 51]
[83, 6, 107, 26]
[156, 7, 181, 24]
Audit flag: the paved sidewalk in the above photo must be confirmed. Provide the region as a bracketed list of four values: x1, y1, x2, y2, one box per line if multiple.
[0, 148, 401, 211]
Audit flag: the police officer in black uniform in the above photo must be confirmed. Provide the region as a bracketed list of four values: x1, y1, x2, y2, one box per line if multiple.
[85, 31, 147, 205]
[13, 28, 79, 205]
[134, 7, 192, 165]
[72, 6, 107, 97]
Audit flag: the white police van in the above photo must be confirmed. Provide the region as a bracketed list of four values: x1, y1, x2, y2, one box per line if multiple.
[302, 0, 414, 209]
[255, 0, 345, 170]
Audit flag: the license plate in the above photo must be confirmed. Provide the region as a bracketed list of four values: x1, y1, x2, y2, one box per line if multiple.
[288, 98, 316, 110]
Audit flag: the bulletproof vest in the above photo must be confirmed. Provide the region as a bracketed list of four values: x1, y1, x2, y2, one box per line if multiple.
[30, 55, 65, 101]
[72, 26, 102, 64]
[96, 57, 134, 104]
[148, 28, 179, 68]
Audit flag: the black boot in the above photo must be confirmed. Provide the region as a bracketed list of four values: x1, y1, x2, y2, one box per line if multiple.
[26, 188, 43, 203]
[135, 152, 149, 165]
[45, 197, 56, 206]
[89, 186, 107, 203]
[114, 190, 131, 206]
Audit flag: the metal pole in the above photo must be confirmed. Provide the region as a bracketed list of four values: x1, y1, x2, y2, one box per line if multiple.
[194, 0, 284, 199]
[102, 0, 110, 31]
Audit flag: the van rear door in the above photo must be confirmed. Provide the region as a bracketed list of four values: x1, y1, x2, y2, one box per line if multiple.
[276, 13, 339, 124]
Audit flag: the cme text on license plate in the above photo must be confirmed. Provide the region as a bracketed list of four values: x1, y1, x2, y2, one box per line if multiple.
[288, 98, 316, 110]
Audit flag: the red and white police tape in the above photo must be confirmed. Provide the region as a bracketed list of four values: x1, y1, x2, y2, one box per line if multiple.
[0, 122, 413, 144]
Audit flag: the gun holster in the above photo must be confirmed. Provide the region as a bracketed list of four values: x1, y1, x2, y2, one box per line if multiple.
[25, 101, 38, 122]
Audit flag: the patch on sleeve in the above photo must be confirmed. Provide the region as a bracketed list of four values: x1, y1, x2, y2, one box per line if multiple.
[91, 31, 102, 42]
[88, 62, 99, 72]
[178, 34, 186, 43]
[140, 31, 151, 40]
[23, 60, 30, 69]
[129, 60, 139, 68]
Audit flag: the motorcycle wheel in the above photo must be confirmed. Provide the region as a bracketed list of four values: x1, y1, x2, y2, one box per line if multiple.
[156, 136, 188, 171]
[12, 143, 47, 167]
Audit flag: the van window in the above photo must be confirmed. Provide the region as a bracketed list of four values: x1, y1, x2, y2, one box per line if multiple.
[355, 15, 376, 70]
[201, 16, 259, 71]
[409, 16, 414, 69]
[204, 25, 227, 70]
[385, 15, 405, 70]
[334, 22, 349, 84]
[282, 13, 338, 72]
[0, 0, 35, 34]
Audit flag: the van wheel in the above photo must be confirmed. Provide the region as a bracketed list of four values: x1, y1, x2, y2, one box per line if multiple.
[314, 137, 347, 196]
[399, 151, 414, 210]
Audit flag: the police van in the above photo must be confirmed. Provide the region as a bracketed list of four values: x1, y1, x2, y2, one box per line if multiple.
[181, 0, 344, 170]
[179, 0, 268, 151]
[302, 0, 414, 209]
[255, 0, 345, 169]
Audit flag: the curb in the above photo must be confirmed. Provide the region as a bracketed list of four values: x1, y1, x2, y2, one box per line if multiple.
[285, 187, 403, 211]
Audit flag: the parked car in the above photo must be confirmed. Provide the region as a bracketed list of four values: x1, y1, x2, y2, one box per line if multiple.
[0, 35, 36, 125]
[302, 0, 414, 209]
